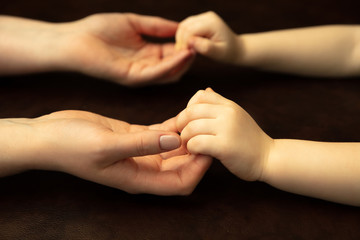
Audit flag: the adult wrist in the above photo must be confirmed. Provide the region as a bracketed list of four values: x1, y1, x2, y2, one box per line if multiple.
[0, 117, 58, 177]
[0, 118, 38, 176]
[36, 22, 78, 73]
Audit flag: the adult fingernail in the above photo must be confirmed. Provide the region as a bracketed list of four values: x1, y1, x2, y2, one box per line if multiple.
[160, 135, 181, 151]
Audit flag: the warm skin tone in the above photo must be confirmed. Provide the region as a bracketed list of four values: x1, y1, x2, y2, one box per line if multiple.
[176, 12, 360, 206]
[0, 110, 212, 195]
[0, 13, 212, 195]
[0, 13, 195, 86]
[176, 11, 360, 77]
[177, 89, 360, 206]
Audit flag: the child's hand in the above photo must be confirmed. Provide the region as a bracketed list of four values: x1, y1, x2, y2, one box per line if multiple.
[176, 12, 239, 63]
[176, 88, 273, 181]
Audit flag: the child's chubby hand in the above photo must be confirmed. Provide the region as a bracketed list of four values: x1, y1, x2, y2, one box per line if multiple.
[175, 11, 239, 63]
[176, 88, 274, 181]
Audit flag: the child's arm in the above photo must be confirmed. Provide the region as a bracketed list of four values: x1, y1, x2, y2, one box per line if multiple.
[239, 26, 360, 77]
[177, 88, 360, 206]
[264, 139, 360, 206]
[177, 12, 360, 77]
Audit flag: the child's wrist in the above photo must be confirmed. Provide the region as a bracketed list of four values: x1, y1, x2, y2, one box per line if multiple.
[235, 34, 263, 68]
[233, 35, 247, 66]
[259, 138, 278, 183]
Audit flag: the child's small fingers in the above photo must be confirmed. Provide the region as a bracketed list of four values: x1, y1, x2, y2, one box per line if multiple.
[191, 36, 214, 56]
[176, 19, 197, 50]
[176, 103, 221, 132]
[187, 135, 219, 156]
[187, 89, 229, 107]
[177, 15, 217, 51]
[180, 119, 216, 144]
[192, 37, 227, 60]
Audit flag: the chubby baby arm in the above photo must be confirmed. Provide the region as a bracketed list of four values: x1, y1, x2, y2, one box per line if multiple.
[176, 88, 273, 181]
[177, 89, 360, 205]
[263, 139, 360, 206]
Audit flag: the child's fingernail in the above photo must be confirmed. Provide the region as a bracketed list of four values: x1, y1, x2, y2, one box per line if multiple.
[160, 135, 181, 151]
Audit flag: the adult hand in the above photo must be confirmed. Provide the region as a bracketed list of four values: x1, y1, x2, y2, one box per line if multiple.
[0, 13, 195, 85]
[0, 110, 211, 195]
[64, 13, 195, 85]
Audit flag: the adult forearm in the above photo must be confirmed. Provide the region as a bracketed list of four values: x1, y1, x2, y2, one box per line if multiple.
[0, 16, 70, 75]
[262, 139, 360, 206]
[0, 118, 39, 176]
[236, 25, 360, 77]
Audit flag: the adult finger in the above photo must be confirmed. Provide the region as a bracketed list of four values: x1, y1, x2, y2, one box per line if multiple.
[127, 13, 178, 37]
[153, 52, 196, 84]
[149, 116, 178, 132]
[127, 49, 192, 84]
[134, 154, 212, 195]
[116, 130, 181, 158]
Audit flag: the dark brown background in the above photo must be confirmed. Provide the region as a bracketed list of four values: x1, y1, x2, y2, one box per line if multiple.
[1, 0, 360, 239]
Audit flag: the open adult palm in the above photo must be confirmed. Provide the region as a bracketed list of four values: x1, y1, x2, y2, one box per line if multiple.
[30, 110, 211, 195]
[66, 13, 195, 85]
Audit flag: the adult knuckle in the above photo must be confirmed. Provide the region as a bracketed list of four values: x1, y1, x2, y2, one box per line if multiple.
[135, 136, 149, 156]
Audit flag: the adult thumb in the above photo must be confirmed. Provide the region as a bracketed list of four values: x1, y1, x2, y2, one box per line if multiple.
[118, 131, 181, 158]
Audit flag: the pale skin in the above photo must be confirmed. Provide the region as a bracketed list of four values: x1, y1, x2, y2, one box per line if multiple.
[176, 12, 360, 205]
[0, 110, 212, 195]
[177, 89, 360, 206]
[176, 11, 360, 77]
[0, 13, 195, 86]
[0, 13, 212, 195]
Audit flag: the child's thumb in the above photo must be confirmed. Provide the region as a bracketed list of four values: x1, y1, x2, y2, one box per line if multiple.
[191, 37, 213, 56]
[192, 36, 225, 61]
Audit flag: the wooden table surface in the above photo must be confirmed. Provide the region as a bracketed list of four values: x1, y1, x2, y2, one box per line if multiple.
[1, 0, 360, 239]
